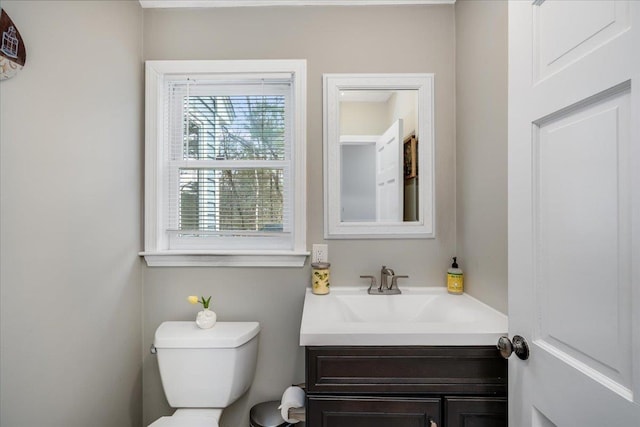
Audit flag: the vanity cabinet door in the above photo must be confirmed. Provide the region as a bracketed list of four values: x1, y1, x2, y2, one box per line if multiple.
[444, 396, 507, 427]
[308, 396, 440, 427]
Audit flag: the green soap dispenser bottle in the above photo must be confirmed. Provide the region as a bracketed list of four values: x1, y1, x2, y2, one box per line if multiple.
[447, 257, 464, 294]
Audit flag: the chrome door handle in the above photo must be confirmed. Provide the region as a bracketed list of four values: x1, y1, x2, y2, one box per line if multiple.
[497, 335, 530, 360]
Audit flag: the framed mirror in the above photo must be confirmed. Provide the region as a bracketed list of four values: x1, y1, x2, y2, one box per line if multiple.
[323, 73, 434, 239]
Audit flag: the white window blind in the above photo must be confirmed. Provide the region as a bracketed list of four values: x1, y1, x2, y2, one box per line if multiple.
[164, 76, 294, 250]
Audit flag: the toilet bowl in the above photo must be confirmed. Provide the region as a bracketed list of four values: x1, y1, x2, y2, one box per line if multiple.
[148, 321, 260, 427]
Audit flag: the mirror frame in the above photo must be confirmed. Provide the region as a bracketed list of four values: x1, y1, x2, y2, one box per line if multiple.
[323, 73, 435, 239]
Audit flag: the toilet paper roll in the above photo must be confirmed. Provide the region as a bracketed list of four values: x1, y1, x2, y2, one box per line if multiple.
[278, 386, 305, 423]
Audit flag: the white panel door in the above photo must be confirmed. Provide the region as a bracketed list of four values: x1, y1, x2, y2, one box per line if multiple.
[508, 1, 640, 426]
[375, 119, 403, 221]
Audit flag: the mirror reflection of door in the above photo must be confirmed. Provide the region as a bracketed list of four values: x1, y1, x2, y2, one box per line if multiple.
[375, 119, 403, 221]
[339, 89, 418, 222]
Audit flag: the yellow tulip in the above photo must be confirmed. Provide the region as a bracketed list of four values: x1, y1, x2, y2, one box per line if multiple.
[187, 296, 199, 305]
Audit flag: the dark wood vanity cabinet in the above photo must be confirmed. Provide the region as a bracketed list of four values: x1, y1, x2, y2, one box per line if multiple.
[307, 396, 441, 427]
[305, 346, 507, 427]
[444, 396, 507, 426]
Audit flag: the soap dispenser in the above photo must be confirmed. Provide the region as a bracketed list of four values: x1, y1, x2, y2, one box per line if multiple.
[447, 257, 464, 295]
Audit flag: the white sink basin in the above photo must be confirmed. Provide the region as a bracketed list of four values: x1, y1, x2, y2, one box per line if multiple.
[299, 287, 507, 346]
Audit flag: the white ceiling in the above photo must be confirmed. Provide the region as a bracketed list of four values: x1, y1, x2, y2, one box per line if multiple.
[139, 0, 455, 8]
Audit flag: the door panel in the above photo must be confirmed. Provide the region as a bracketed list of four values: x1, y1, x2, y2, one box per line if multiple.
[508, 1, 640, 426]
[534, 1, 630, 82]
[535, 87, 632, 394]
[532, 408, 556, 427]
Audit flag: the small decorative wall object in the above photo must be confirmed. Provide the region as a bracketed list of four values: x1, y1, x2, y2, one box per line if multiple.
[0, 9, 26, 81]
[188, 295, 217, 329]
[403, 134, 418, 179]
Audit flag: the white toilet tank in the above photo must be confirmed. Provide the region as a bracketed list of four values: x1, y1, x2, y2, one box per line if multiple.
[154, 321, 260, 408]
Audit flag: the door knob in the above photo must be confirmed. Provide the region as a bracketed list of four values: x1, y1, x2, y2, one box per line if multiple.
[497, 335, 530, 360]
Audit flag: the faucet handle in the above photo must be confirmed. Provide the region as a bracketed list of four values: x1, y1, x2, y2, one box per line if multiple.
[360, 275, 378, 293]
[390, 275, 408, 289]
[360, 275, 377, 288]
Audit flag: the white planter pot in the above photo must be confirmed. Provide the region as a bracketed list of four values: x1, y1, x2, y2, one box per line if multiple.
[196, 308, 217, 329]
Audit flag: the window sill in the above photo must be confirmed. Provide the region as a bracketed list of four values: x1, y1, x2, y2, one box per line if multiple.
[139, 251, 309, 267]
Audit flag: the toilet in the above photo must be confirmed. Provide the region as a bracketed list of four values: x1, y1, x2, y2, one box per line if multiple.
[149, 321, 261, 427]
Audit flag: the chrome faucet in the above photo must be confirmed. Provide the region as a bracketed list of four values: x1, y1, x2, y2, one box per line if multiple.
[360, 266, 408, 295]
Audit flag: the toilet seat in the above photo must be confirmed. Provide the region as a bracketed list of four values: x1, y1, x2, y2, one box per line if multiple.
[148, 416, 218, 427]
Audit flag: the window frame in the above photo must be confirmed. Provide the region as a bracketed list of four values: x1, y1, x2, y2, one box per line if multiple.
[141, 60, 308, 267]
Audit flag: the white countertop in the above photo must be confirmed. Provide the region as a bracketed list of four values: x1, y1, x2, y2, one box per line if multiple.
[299, 286, 508, 346]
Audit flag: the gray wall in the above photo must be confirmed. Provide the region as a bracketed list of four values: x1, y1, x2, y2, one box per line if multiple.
[455, 0, 508, 313]
[142, 5, 456, 426]
[0, 3, 509, 426]
[0, 1, 143, 426]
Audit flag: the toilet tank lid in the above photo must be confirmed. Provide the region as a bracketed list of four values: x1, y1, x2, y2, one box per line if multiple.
[154, 321, 260, 349]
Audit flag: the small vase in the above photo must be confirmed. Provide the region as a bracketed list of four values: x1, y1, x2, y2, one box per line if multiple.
[195, 308, 217, 329]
